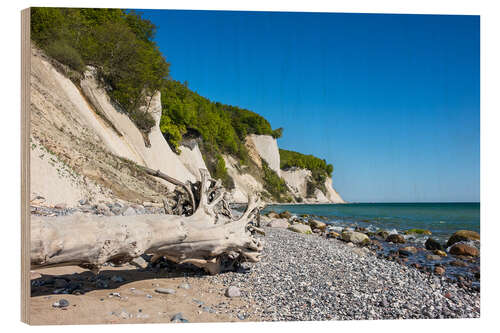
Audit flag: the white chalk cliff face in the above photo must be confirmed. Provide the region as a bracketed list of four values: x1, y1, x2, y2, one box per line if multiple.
[223, 155, 263, 203]
[30, 48, 199, 206]
[246, 134, 345, 203]
[248, 134, 281, 176]
[178, 141, 208, 180]
[79, 68, 198, 188]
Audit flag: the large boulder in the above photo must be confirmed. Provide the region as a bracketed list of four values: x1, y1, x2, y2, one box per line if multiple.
[267, 211, 280, 219]
[309, 219, 327, 231]
[386, 234, 406, 244]
[268, 219, 290, 228]
[446, 230, 480, 247]
[425, 238, 444, 251]
[398, 246, 418, 256]
[279, 211, 292, 219]
[288, 224, 312, 234]
[376, 230, 389, 240]
[449, 243, 479, 257]
[341, 231, 371, 246]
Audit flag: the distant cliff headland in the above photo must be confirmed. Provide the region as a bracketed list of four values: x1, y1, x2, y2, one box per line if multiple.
[29, 7, 344, 207]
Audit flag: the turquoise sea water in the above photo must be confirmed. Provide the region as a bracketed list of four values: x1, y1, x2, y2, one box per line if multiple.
[262, 203, 480, 243]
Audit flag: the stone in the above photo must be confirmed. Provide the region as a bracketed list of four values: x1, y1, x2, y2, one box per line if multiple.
[52, 299, 69, 308]
[131, 204, 146, 215]
[111, 207, 123, 215]
[202, 306, 216, 313]
[425, 238, 444, 251]
[193, 299, 204, 306]
[398, 246, 417, 256]
[449, 243, 479, 257]
[267, 211, 280, 219]
[446, 230, 480, 247]
[179, 283, 191, 290]
[155, 288, 176, 295]
[386, 234, 406, 244]
[171, 313, 188, 323]
[122, 207, 136, 216]
[433, 250, 447, 257]
[450, 260, 468, 267]
[279, 211, 292, 219]
[130, 256, 148, 269]
[119, 311, 130, 319]
[269, 219, 289, 228]
[309, 219, 327, 231]
[96, 203, 110, 214]
[376, 230, 389, 240]
[434, 266, 446, 275]
[404, 228, 432, 235]
[225, 286, 241, 297]
[341, 230, 371, 246]
[327, 231, 340, 239]
[426, 254, 442, 261]
[79, 198, 89, 205]
[288, 224, 312, 234]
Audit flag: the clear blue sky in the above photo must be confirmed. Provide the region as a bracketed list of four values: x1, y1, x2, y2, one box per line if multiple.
[138, 10, 480, 203]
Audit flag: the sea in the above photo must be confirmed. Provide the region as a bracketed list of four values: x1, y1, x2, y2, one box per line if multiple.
[262, 202, 480, 244]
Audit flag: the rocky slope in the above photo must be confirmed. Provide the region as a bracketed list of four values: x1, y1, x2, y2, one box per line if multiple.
[30, 47, 344, 206]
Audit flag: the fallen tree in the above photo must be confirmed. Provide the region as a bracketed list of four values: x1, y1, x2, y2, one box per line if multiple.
[30, 169, 264, 275]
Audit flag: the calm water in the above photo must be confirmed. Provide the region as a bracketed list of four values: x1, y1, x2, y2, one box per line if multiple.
[262, 203, 480, 243]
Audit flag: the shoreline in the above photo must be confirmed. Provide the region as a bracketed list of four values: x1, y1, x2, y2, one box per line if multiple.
[30, 217, 480, 323]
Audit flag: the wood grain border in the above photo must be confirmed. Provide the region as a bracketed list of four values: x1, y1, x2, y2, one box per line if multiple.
[21, 7, 31, 325]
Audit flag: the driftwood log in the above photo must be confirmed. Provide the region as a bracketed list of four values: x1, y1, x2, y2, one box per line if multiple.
[30, 169, 264, 275]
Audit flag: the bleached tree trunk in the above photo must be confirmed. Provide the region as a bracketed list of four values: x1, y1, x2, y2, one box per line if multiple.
[30, 169, 264, 275]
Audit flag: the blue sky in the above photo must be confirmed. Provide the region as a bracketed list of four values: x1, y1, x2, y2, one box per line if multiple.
[139, 10, 480, 203]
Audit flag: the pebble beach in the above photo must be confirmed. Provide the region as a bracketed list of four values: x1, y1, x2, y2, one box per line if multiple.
[210, 226, 480, 321]
[30, 203, 480, 323]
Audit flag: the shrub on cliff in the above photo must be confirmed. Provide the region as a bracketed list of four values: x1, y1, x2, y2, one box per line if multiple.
[31, 7, 169, 134]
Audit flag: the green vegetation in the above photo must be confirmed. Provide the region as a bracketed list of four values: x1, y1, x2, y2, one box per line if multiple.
[31, 8, 334, 200]
[160, 80, 282, 186]
[261, 161, 289, 202]
[280, 148, 334, 196]
[31, 7, 169, 134]
[404, 229, 432, 235]
[160, 80, 281, 154]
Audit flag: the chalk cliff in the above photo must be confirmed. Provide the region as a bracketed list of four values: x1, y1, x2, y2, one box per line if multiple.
[29, 46, 344, 206]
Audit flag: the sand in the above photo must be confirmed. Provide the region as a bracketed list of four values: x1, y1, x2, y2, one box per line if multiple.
[30, 264, 254, 325]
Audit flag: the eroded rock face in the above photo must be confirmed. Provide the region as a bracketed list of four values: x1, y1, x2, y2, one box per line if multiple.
[178, 141, 208, 180]
[30, 47, 198, 207]
[223, 154, 263, 203]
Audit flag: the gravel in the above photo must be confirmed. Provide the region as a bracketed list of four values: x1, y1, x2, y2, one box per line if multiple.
[208, 227, 480, 321]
